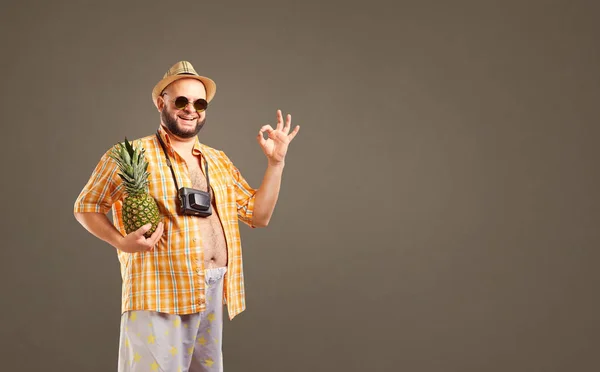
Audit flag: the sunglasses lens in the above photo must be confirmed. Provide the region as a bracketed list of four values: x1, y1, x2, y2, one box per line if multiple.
[173, 97, 207, 112]
[174, 96, 189, 109]
[194, 99, 208, 112]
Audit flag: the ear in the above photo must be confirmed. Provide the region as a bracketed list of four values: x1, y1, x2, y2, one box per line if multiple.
[156, 95, 165, 112]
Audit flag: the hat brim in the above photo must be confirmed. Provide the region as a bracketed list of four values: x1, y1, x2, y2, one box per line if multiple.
[152, 75, 216, 107]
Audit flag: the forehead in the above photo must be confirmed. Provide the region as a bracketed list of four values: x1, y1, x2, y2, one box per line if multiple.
[164, 78, 207, 99]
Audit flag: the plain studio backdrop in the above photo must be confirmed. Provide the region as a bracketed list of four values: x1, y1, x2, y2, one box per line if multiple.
[0, 0, 598, 371]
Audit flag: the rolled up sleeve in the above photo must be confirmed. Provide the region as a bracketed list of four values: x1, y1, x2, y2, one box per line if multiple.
[74, 148, 124, 214]
[224, 152, 257, 228]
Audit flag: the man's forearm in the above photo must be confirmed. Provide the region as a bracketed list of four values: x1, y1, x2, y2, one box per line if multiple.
[74, 212, 124, 249]
[252, 162, 285, 227]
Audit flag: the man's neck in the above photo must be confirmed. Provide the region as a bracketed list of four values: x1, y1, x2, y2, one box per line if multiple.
[162, 125, 196, 156]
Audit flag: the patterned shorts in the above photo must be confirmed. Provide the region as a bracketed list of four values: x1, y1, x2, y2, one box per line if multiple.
[117, 267, 227, 372]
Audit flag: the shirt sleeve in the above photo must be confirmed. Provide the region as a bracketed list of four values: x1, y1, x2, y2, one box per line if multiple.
[74, 147, 124, 214]
[222, 151, 258, 228]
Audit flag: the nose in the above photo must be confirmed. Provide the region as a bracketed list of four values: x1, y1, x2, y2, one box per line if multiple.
[183, 102, 196, 114]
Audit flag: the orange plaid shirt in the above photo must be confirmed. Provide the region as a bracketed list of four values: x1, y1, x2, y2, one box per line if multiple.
[74, 126, 256, 320]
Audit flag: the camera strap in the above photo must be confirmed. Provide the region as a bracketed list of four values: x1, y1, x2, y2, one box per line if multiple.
[155, 131, 210, 192]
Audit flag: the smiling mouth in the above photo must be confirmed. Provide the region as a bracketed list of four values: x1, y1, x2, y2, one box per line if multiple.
[178, 116, 197, 122]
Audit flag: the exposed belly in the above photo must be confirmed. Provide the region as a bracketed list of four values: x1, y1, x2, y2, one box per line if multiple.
[185, 154, 228, 269]
[198, 200, 228, 268]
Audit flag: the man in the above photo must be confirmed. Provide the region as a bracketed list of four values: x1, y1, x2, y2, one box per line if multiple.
[74, 61, 300, 372]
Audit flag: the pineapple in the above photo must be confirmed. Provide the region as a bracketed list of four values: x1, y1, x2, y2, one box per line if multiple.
[109, 138, 161, 238]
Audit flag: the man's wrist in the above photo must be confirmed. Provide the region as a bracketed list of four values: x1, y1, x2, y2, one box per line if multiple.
[108, 234, 125, 251]
[267, 160, 285, 169]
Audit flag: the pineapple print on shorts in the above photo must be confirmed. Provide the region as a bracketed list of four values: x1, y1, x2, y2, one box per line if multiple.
[109, 138, 161, 237]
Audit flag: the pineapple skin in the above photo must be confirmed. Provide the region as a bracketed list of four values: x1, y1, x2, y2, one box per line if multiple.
[122, 193, 161, 238]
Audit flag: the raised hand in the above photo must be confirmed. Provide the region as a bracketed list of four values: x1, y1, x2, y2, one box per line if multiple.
[257, 110, 300, 166]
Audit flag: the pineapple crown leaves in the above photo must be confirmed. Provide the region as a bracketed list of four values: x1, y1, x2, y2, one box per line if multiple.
[108, 137, 152, 196]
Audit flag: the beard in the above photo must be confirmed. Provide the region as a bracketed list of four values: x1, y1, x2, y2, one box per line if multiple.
[161, 107, 206, 139]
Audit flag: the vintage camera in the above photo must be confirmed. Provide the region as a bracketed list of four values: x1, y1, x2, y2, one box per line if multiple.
[178, 187, 213, 217]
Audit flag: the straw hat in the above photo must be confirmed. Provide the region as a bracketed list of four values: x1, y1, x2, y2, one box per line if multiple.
[151, 61, 216, 107]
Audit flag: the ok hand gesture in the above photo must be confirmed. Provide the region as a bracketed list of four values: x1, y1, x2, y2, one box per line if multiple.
[257, 110, 300, 166]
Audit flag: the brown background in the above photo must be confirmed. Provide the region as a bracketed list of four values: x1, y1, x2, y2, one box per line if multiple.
[1, 0, 599, 371]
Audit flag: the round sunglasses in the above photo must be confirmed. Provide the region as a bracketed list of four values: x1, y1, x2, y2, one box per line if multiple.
[162, 94, 208, 112]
